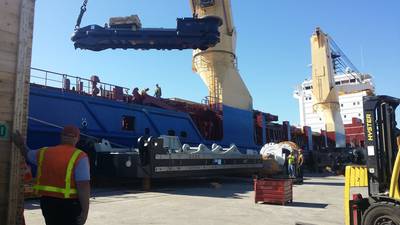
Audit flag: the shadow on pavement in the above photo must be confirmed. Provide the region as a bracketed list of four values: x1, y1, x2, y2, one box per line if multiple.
[94, 176, 254, 199]
[286, 201, 328, 209]
[25, 176, 253, 211]
[150, 177, 253, 199]
[303, 173, 342, 179]
[302, 181, 344, 186]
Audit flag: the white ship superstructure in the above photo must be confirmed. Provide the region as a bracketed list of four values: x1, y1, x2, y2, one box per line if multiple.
[294, 73, 374, 132]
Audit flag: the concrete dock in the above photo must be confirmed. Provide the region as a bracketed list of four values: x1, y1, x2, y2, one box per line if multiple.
[25, 174, 346, 225]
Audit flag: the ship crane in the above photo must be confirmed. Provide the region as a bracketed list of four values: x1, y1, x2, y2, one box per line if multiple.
[190, 0, 253, 110]
[310, 27, 346, 147]
[72, 0, 253, 111]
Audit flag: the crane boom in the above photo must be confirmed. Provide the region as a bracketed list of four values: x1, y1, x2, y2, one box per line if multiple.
[190, 0, 253, 110]
[310, 27, 345, 147]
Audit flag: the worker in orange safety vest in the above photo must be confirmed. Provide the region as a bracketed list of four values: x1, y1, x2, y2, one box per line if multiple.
[13, 125, 91, 225]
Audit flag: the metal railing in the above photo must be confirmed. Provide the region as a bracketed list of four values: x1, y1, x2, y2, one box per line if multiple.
[30, 67, 130, 100]
[30, 67, 223, 111]
[202, 96, 222, 112]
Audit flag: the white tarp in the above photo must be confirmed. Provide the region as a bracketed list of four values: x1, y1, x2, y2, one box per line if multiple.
[260, 141, 300, 166]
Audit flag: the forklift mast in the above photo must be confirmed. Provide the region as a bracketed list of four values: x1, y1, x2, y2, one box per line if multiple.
[363, 95, 400, 196]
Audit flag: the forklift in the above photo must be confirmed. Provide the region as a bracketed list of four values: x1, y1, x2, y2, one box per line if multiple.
[345, 95, 400, 225]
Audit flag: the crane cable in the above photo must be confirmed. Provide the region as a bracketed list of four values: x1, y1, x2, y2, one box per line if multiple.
[75, 0, 88, 30]
[28, 116, 130, 149]
[191, 0, 198, 18]
[328, 36, 362, 83]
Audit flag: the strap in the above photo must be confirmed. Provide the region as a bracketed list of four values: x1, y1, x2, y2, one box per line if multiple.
[33, 185, 77, 195]
[64, 149, 83, 198]
[34, 147, 48, 194]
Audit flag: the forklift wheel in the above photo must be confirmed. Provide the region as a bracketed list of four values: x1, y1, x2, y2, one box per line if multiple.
[362, 201, 400, 225]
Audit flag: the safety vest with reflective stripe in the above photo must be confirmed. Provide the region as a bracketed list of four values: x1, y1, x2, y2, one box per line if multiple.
[288, 155, 295, 165]
[33, 145, 87, 199]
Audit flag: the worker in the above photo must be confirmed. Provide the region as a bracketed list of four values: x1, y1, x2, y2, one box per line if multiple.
[90, 75, 100, 96]
[154, 84, 162, 98]
[287, 151, 296, 178]
[282, 148, 290, 176]
[132, 87, 142, 103]
[141, 88, 149, 96]
[12, 126, 90, 225]
[297, 149, 304, 182]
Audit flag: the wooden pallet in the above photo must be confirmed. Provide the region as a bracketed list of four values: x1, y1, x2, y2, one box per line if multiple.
[254, 178, 293, 205]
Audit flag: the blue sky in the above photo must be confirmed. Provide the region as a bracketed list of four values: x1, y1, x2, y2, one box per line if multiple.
[31, 0, 400, 124]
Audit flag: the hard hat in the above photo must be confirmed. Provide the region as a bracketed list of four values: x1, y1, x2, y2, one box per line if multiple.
[61, 125, 80, 138]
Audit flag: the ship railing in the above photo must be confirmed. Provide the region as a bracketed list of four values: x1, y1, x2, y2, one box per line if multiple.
[202, 96, 222, 112]
[30, 67, 130, 101]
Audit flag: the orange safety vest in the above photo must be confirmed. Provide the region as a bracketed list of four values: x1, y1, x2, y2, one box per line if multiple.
[33, 145, 87, 199]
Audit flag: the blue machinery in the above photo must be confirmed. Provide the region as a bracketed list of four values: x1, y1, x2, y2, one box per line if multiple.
[72, 0, 222, 51]
[72, 17, 222, 51]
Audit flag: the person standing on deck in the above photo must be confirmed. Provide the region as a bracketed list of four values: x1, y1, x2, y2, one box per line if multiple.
[12, 126, 91, 225]
[141, 88, 150, 96]
[132, 87, 142, 104]
[154, 84, 162, 98]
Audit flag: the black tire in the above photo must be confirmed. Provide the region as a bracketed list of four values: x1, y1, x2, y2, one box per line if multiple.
[362, 201, 400, 225]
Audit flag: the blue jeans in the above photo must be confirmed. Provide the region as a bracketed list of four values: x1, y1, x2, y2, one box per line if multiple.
[288, 164, 295, 177]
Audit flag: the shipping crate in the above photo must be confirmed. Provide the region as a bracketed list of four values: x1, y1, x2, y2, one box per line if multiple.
[254, 178, 293, 205]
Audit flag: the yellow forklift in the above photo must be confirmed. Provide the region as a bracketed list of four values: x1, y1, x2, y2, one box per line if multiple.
[345, 95, 400, 225]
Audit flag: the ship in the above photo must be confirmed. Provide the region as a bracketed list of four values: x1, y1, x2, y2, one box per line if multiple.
[294, 73, 375, 147]
[28, 67, 314, 178]
[26, 1, 331, 179]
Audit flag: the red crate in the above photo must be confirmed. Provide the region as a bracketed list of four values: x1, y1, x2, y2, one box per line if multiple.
[254, 178, 293, 205]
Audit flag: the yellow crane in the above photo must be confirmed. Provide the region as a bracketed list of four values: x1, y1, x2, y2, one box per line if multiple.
[310, 27, 346, 147]
[190, 0, 253, 110]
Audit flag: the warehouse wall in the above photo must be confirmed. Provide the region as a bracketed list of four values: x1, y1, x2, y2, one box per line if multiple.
[0, 0, 35, 224]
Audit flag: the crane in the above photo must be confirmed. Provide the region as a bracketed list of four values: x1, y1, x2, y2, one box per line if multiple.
[310, 27, 346, 147]
[190, 0, 253, 110]
[72, 0, 253, 111]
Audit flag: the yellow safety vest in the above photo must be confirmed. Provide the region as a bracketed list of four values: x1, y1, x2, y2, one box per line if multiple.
[33, 146, 85, 199]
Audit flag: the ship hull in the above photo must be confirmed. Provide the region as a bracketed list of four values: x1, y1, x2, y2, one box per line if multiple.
[27, 84, 258, 152]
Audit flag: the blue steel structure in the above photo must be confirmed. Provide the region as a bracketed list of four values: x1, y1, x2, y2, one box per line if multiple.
[72, 16, 222, 51]
[27, 87, 257, 151]
[27, 74, 258, 152]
